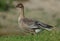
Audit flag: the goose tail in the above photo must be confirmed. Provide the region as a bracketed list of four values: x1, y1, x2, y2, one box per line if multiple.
[35, 21, 53, 31]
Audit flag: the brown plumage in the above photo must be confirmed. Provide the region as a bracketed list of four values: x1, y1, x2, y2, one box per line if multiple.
[16, 3, 53, 35]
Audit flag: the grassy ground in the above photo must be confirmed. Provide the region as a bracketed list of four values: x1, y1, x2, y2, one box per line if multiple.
[0, 30, 60, 41]
[0, 8, 60, 41]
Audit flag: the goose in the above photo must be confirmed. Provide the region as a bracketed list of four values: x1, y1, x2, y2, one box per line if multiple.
[16, 3, 53, 35]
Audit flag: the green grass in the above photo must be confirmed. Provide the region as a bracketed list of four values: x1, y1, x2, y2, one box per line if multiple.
[0, 30, 60, 41]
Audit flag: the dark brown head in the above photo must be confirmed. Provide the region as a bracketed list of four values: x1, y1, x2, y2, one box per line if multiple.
[16, 3, 24, 8]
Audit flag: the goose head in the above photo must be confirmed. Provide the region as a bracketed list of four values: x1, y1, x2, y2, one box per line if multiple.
[16, 3, 24, 8]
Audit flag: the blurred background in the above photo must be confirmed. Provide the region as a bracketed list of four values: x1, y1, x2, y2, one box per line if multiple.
[0, 0, 60, 41]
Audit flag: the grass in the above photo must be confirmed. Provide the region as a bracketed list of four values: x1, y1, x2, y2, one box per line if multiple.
[0, 30, 60, 41]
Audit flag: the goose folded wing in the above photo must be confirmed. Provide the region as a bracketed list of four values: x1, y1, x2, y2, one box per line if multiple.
[22, 18, 53, 30]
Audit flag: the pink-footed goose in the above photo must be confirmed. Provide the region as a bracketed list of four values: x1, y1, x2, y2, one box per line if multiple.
[16, 3, 53, 35]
